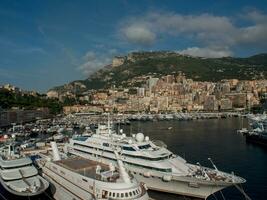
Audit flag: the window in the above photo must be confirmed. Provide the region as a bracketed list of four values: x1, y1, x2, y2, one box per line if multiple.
[103, 143, 109, 147]
[125, 193, 128, 197]
[138, 144, 151, 150]
[125, 161, 172, 172]
[122, 153, 171, 161]
[122, 146, 136, 151]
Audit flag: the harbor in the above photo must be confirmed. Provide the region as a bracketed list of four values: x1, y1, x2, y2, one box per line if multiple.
[0, 115, 264, 200]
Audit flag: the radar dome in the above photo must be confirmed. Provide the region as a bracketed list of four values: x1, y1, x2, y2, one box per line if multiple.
[145, 136, 149, 141]
[136, 133, 144, 143]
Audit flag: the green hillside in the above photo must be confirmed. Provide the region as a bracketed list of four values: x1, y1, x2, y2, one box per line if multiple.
[51, 52, 267, 93]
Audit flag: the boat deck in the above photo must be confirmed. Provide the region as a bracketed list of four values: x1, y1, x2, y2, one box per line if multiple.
[55, 157, 120, 182]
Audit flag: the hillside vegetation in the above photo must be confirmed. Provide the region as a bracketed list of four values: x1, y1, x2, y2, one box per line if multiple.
[51, 52, 267, 93]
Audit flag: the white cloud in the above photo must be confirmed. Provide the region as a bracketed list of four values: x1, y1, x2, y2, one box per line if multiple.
[119, 10, 267, 52]
[78, 50, 117, 76]
[121, 24, 156, 46]
[177, 47, 232, 58]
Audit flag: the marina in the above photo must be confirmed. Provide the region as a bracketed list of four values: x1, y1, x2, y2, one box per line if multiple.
[0, 116, 265, 199]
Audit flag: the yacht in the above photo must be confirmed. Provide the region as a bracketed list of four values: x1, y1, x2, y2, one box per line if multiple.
[66, 124, 246, 199]
[0, 144, 49, 196]
[36, 142, 149, 200]
[245, 114, 267, 146]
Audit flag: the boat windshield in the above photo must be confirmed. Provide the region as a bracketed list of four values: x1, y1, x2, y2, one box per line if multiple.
[122, 146, 136, 151]
[138, 144, 151, 150]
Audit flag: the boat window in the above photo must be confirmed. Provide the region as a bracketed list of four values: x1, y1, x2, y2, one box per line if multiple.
[117, 193, 119, 198]
[122, 146, 136, 151]
[113, 193, 115, 197]
[73, 136, 89, 141]
[138, 144, 151, 150]
[133, 190, 136, 195]
[103, 143, 109, 147]
[122, 153, 169, 161]
[125, 193, 128, 197]
[74, 143, 113, 153]
[121, 193, 124, 198]
[129, 191, 132, 196]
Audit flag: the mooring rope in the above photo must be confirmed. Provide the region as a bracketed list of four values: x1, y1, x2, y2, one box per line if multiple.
[234, 184, 252, 200]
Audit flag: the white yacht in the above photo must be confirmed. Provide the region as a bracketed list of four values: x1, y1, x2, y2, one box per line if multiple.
[66, 124, 246, 199]
[0, 144, 49, 196]
[36, 142, 149, 200]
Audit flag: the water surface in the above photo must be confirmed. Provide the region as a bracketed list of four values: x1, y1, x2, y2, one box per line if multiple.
[122, 118, 267, 200]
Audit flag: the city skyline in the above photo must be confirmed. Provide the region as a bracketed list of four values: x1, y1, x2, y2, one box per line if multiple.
[0, 0, 267, 92]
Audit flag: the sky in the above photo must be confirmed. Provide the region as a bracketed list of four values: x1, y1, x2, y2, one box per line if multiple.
[0, 0, 267, 92]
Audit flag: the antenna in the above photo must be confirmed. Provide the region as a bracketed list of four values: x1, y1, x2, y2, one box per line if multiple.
[108, 113, 111, 135]
[208, 158, 218, 171]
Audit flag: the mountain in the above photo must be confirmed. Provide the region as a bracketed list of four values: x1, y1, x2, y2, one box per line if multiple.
[50, 52, 267, 94]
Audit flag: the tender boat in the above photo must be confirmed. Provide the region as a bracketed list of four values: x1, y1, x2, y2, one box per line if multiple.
[0, 144, 49, 196]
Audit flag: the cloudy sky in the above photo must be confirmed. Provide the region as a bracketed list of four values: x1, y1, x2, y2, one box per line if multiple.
[0, 0, 267, 92]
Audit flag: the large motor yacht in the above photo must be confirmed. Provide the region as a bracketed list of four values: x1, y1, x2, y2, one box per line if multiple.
[66, 123, 246, 199]
[0, 144, 49, 196]
[36, 142, 150, 200]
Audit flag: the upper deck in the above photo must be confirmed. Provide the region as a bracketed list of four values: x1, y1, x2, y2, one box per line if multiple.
[54, 157, 121, 182]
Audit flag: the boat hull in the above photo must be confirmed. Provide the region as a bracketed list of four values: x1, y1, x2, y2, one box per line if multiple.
[246, 134, 267, 146]
[133, 173, 230, 199]
[41, 166, 95, 200]
[68, 150, 237, 199]
[0, 175, 49, 197]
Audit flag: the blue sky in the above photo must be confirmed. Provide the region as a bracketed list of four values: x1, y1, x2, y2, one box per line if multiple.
[0, 0, 267, 92]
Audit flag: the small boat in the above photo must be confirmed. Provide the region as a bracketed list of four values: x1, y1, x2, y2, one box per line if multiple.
[237, 128, 248, 135]
[0, 144, 49, 196]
